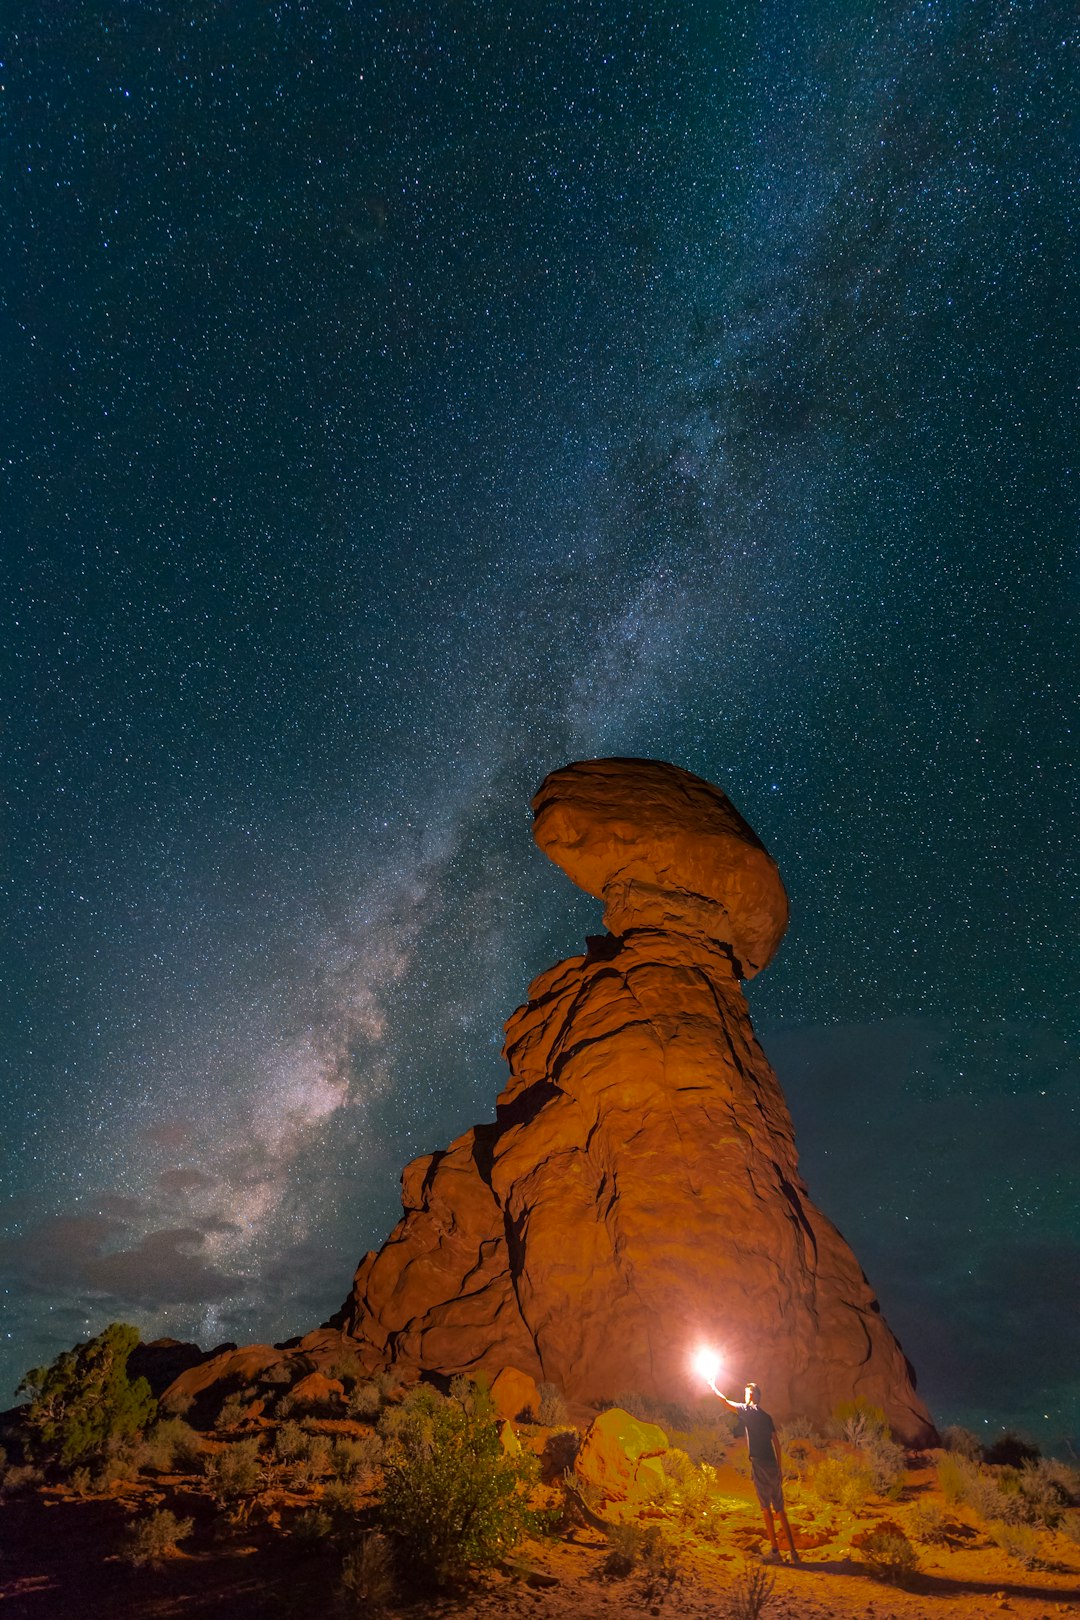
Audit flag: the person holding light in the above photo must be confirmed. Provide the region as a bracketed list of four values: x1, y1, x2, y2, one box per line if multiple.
[710, 1378, 800, 1566]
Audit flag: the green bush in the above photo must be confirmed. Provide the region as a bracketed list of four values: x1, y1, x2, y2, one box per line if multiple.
[17, 1323, 156, 1468]
[377, 1381, 546, 1589]
[860, 1525, 919, 1585]
[121, 1508, 194, 1567]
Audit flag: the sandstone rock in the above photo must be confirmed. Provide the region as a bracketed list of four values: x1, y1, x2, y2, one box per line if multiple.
[331, 760, 935, 1444]
[286, 1371, 345, 1413]
[491, 1366, 542, 1423]
[574, 1407, 669, 1500]
[162, 1343, 292, 1410]
[532, 757, 788, 977]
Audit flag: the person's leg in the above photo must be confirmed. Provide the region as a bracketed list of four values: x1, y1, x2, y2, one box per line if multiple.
[776, 1504, 800, 1561]
[761, 1504, 780, 1553]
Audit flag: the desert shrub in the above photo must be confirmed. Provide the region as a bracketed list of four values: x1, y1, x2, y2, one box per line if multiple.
[988, 1519, 1046, 1568]
[281, 1433, 332, 1490]
[602, 1521, 642, 1577]
[535, 1382, 569, 1427]
[214, 1392, 252, 1431]
[273, 1419, 308, 1462]
[328, 1353, 363, 1391]
[725, 1559, 775, 1620]
[937, 1453, 1036, 1526]
[661, 1446, 695, 1483]
[780, 1415, 823, 1445]
[985, 1430, 1040, 1467]
[908, 1499, 948, 1543]
[17, 1323, 156, 1468]
[669, 1462, 717, 1524]
[863, 1432, 907, 1497]
[638, 1524, 681, 1600]
[940, 1424, 982, 1460]
[544, 1427, 579, 1475]
[781, 1437, 814, 1479]
[811, 1452, 874, 1511]
[833, 1398, 889, 1448]
[339, 1530, 396, 1613]
[860, 1525, 919, 1585]
[160, 1388, 194, 1418]
[1014, 1458, 1072, 1527]
[681, 1422, 731, 1466]
[448, 1371, 495, 1421]
[611, 1390, 652, 1421]
[937, 1451, 979, 1506]
[319, 1477, 359, 1518]
[1061, 1509, 1080, 1546]
[121, 1508, 194, 1567]
[140, 1417, 204, 1472]
[567, 1468, 604, 1512]
[377, 1381, 546, 1589]
[1, 1462, 45, 1495]
[69, 1465, 94, 1497]
[331, 1436, 375, 1482]
[292, 1506, 334, 1547]
[348, 1380, 385, 1420]
[204, 1436, 263, 1503]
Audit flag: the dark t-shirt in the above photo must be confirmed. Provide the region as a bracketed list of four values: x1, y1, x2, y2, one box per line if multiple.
[734, 1401, 776, 1463]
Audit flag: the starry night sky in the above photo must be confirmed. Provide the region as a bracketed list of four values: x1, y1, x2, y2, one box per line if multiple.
[3, 2, 1076, 1445]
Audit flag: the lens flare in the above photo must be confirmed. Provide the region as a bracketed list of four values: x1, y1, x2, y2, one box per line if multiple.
[693, 1346, 722, 1385]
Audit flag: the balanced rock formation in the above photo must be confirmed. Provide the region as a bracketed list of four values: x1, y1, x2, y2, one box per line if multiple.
[332, 759, 934, 1442]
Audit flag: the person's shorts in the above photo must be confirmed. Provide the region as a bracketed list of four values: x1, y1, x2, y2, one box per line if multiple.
[750, 1457, 784, 1512]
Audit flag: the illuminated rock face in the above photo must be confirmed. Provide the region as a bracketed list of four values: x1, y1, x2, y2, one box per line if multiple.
[332, 759, 934, 1442]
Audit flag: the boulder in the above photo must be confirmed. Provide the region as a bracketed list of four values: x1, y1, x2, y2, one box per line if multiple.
[490, 1366, 542, 1423]
[330, 760, 936, 1444]
[574, 1408, 669, 1501]
[286, 1371, 345, 1414]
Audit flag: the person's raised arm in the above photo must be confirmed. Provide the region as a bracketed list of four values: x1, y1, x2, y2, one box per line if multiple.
[709, 1382, 740, 1412]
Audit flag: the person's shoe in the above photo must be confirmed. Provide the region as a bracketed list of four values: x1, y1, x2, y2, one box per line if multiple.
[788, 1549, 802, 1564]
[760, 1548, 782, 1564]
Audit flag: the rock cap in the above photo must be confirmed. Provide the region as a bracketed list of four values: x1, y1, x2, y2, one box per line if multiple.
[532, 757, 788, 977]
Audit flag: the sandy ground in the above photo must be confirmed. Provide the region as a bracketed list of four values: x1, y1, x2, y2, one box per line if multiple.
[2, 1438, 1078, 1619]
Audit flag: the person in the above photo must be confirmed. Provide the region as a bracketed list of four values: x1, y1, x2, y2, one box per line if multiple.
[710, 1379, 800, 1565]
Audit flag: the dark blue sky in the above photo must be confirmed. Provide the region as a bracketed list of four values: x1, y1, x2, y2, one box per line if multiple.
[3, 0, 1076, 1444]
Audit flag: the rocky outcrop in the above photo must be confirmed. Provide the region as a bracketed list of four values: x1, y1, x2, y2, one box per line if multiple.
[331, 759, 934, 1442]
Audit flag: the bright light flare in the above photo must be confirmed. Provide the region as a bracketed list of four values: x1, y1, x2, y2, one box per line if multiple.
[693, 1346, 722, 1386]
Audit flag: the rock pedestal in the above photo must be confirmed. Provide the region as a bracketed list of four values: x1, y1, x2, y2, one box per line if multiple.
[331, 759, 934, 1442]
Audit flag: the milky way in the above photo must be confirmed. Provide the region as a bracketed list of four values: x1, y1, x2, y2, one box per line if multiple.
[3, 1, 1076, 1444]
